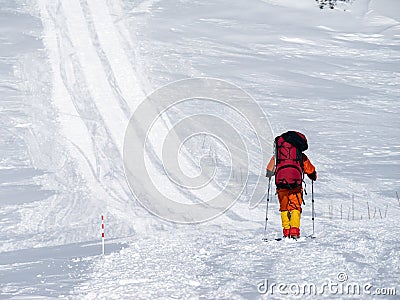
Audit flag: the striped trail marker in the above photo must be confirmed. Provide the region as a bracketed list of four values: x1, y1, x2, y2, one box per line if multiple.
[101, 215, 105, 255]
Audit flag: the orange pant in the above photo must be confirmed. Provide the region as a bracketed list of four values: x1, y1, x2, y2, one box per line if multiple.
[277, 187, 303, 212]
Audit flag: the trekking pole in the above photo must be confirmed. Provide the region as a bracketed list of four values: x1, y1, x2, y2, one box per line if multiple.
[311, 180, 315, 237]
[264, 177, 272, 236]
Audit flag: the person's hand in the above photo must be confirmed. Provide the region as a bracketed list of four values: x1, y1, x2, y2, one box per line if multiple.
[307, 171, 317, 181]
[266, 170, 274, 178]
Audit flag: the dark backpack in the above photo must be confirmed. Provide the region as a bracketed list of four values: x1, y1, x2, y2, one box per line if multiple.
[274, 131, 308, 189]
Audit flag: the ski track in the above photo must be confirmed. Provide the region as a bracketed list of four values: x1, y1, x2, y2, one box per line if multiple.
[34, 0, 164, 239]
[1, 0, 400, 298]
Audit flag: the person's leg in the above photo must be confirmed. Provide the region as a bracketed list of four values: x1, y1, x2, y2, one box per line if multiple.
[280, 211, 290, 237]
[287, 190, 303, 238]
[278, 189, 290, 237]
[289, 209, 301, 237]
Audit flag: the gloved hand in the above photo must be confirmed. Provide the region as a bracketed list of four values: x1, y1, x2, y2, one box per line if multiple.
[307, 171, 317, 181]
[266, 170, 274, 178]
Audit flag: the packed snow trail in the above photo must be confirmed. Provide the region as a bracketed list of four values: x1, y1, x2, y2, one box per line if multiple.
[0, 0, 399, 298]
[17, 0, 165, 249]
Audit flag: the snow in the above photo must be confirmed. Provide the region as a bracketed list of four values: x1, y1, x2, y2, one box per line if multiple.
[1, 0, 399, 298]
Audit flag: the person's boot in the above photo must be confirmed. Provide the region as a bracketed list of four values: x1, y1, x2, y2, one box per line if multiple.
[283, 228, 290, 238]
[289, 227, 300, 239]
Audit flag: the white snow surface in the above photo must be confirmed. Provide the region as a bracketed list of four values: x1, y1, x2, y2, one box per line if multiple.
[1, 0, 399, 298]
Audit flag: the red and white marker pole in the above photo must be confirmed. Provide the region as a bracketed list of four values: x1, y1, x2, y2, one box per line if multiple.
[101, 215, 105, 255]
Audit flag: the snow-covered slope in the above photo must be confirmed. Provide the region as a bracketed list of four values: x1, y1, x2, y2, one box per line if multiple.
[1, 0, 399, 298]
